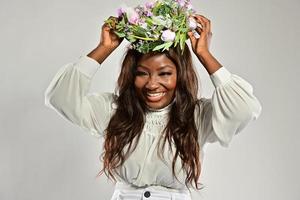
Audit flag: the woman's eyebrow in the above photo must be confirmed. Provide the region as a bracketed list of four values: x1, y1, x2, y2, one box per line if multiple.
[158, 65, 175, 70]
[136, 65, 148, 69]
[137, 64, 175, 70]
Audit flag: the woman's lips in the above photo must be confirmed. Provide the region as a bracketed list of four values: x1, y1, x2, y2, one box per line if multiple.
[145, 92, 166, 102]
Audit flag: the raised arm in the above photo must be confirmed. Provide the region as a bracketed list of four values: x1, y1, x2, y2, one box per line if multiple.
[195, 68, 262, 147]
[44, 22, 122, 137]
[87, 21, 123, 64]
[189, 15, 262, 147]
[188, 14, 222, 75]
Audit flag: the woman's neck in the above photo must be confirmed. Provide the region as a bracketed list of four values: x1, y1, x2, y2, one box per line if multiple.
[146, 99, 175, 113]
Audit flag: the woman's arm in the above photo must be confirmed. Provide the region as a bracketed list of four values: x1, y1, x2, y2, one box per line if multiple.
[44, 56, 113, 137]
[87, 22, 124, 64]
[44, 22, 122, 137]
[195, 69, 262, 147]
[189, 15, 262, 147]
[87, 44, 115, 64]
[188, 14, 222, 75]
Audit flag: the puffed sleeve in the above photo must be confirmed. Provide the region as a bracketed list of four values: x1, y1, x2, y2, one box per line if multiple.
[44, 55, 116, 138]
[196, 67, 262, 147]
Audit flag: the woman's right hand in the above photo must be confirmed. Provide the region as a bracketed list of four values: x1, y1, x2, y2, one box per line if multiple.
[99, 20, 123, 51]
[87, 19, 123, 64]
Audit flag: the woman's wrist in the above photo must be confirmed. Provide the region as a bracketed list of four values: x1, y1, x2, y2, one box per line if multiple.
[87, 44, 114, 64]
[196, 51, 223, 75]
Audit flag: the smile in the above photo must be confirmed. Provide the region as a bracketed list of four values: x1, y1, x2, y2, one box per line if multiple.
[146, 92, 166, 102]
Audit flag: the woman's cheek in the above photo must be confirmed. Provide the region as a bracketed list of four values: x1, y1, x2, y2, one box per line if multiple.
[134, 78, 144, 89]
[164, 77, 177, 89]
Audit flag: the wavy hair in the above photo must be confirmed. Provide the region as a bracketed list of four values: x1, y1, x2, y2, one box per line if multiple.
[97, 43, 203, 190]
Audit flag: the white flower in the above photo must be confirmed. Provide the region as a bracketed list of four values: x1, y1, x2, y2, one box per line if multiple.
[151, 15, 166, 26]
[161, 30, 176, 42]
[188, 17, 197, 30]
[165, 18, 173, 28]
[141, 22, 148, 29]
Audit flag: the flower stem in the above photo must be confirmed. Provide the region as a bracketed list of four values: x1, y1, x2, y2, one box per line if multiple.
[131, 35, 158, 41]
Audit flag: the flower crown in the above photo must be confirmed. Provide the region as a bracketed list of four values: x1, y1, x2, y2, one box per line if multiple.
[105, 0, 198, 54]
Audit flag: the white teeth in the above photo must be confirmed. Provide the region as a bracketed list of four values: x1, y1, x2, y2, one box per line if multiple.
[147, 92, 165, 97]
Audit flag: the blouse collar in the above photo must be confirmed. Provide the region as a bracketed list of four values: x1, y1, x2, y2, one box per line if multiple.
[146, 99, 175, 114]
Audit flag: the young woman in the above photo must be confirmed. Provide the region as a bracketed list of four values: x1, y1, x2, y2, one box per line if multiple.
[45, 13, 262, 200]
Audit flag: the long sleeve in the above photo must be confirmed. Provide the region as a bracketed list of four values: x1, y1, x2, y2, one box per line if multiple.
[44, 55, 116, 138]
[196, 67, 262, 147]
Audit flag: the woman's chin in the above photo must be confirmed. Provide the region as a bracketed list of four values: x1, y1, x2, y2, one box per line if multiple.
[146, 100, 168, 109]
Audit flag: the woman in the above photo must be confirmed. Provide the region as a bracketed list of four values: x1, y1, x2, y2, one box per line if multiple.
[44, 10, 262, 200]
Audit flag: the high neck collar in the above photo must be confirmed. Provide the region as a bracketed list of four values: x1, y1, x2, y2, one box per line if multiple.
[146, 99, 175, 114]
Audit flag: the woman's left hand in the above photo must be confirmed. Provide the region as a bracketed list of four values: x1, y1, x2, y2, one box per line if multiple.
[188, 14, 213, 57]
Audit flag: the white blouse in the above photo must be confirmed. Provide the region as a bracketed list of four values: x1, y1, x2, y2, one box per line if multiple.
[44, 55, 262, 191]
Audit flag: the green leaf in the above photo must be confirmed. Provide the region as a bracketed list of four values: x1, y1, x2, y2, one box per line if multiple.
[152, 42, 167, 51]
[180, 33, 187, 50]
[126, 34, 137, 43]
[162, 41, 173, 51]
[152, 41, 173, 51]
[114, 31, 125, 38]
[174, 32, 180, 47]
[145, 18, 154, 26]
[132, 26, 147, 37]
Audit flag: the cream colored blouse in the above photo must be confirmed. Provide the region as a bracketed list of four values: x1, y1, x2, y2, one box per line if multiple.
[44, 55, 262, 190]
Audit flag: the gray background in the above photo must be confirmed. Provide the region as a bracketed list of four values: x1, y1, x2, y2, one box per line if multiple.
[1, 0, 299, 199]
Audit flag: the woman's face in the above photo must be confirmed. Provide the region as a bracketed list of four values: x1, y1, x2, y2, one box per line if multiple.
[134, 53, 177, 109]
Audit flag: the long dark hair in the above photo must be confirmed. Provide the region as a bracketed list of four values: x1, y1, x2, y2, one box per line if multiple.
[97, 43, 203, 190]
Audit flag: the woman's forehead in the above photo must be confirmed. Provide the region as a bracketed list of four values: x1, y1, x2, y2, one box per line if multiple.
[137, 54, 176, 68]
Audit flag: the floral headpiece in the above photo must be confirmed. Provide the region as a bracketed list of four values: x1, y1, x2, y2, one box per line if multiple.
[105, 0, 198, 54]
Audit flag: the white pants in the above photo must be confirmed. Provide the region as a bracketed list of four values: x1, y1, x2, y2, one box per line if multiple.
[110, 182, 192, 200]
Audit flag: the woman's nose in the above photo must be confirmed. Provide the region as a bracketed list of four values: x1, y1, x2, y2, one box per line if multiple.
[145, 76, 159, 90]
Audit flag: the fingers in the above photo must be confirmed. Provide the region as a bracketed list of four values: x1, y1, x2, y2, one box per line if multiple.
[192, 14, 212, 35]
[188, 31, 196, 46]
[102, 23, 111, 31]
[195, 26, 203, 36]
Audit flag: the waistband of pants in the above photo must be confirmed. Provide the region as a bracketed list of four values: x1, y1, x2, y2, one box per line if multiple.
[112, 181, 192, 200]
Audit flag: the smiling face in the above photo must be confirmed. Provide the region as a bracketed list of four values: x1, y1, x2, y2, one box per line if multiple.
[134, 53, 177, 109]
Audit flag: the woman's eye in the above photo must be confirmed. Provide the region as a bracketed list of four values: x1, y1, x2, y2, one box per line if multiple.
[135, 71, 148, 76]
[159, 72, 172, 76]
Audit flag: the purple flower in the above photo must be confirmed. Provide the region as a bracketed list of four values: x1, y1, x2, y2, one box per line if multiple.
[135, 5, 145, 16]
[145, 1, 155, 9]
[146, 10, 153, 17]
[128, 15, 139, 24]
[186, 2, 193, 10]
[125, 7, 140, 24]
[117, 7, 125, 17]
[176, 0, 186, 7]
[161, 30, 176, 42]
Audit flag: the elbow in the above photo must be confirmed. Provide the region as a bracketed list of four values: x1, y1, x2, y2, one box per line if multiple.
[44, 90, 82, 125]
[44, 89, 53, 108]
[45, 93, 61, 111]
[245, 98, 262, 121]
[44, 85, 71, 111]
[44, 89, 66, 111]
[253, 99, 262, 120]
[234, 98, 262, 126]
